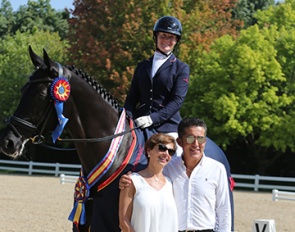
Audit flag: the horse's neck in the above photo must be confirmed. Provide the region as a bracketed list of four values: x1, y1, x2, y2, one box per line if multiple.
[65, 76, 120, 173]
[67, 76, 118, 136]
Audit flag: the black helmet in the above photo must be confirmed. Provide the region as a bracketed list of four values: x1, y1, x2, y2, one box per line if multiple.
[153, 16, 182, 39]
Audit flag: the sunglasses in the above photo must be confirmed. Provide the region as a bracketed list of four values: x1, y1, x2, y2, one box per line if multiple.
[185, 135, 206, 144]
[158, 143, 176, 156]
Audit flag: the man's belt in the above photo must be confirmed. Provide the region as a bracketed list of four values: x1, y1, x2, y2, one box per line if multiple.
[178, 230, 214, 232]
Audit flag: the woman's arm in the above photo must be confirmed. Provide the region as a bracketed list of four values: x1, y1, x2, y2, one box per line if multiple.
[119, 180, 136, 232]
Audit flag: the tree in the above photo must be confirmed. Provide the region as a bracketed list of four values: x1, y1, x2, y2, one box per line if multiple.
[179, 0, 242, 75]
[181, 0, 295, 175]
[0, 0, 69, 39]
[0, 29, 68, 129]
[68, 0, 241, 104]
[182, 15, 295, 174]
[0, 0, 14, 36]
[232, 0, 275, 28]
[68, 0, 157, 103]
[255, 0, 295, 30]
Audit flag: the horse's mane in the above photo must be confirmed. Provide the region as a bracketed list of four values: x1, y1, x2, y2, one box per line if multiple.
[67, 65, 120, 111]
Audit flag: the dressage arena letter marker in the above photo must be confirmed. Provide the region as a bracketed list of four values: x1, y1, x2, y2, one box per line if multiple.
[255, 223, 267, 232]
[252, 219, 276, 232]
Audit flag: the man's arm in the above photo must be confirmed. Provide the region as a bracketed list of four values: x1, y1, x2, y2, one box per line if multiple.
[215, 165, 231, 231]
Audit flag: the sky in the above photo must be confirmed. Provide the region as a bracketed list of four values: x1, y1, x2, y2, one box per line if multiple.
[9, 0, 74, 11]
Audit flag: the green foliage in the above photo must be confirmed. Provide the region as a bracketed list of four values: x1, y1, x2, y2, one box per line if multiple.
[66, 0, 295, 174]
[255, 0, 295, 29]
[182, 20, 295, 155]
[3, 0, 295, 174]
[254, 0, 295, 152]
[0, 30, 68, 129]
[0, 0, 69, 39]
[0, 0, 14, 36]
[68, 0, 241, 104]
[0, 0, 70, 129]
[68, 0, 162, 102]
[233, 0, 275, 28]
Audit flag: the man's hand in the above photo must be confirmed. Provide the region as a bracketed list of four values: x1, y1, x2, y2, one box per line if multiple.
[119, 171, 133, 190]
[134, 116, 153, 128]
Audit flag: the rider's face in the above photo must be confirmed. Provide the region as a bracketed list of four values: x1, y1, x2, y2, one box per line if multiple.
[156, 32, 177, 54]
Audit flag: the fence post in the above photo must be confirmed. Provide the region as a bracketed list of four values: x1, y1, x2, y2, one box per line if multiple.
[254, 174, 260, 191]
[60, 174, 65, 184]
[55, 163, 60, 177]
[28, 161, 33, 175]
[272, 189, 278, 201]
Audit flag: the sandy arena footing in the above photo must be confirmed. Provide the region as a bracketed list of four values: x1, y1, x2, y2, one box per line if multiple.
[0, 174, 294, 232]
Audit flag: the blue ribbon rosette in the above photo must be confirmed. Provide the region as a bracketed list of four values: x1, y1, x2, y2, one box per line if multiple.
[50, 77, 71, 143]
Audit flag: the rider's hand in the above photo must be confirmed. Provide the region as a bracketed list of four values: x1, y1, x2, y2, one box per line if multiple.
[134, 116, 153, 128]
[119, 171, 133, 190]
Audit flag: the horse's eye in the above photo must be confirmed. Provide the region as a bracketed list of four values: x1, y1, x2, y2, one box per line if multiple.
[36, 89, 47, 101]
[37, 94, 46, 101]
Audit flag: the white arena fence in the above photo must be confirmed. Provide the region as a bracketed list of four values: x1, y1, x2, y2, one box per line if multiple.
[272, 189, 295, 201]
[233, 174, 295, 192]
[60, 174, 79, 184]
[2, 159, 295, 194]
[0, 159, 81, 176]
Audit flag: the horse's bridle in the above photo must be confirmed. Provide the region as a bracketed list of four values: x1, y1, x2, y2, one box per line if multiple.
[6, 77, 55, 144]
[6, 63, 65, 144]
[6, 63, 139, 144]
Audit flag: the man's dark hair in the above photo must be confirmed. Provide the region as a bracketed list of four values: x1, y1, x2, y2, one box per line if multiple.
[177, 117, 207, 138]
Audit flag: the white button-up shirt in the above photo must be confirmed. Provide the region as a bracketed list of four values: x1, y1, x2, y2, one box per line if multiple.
[163, 154, 231, 231]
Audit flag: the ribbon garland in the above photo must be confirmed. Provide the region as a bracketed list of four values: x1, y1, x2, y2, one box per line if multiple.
[68, 109, 127, 226]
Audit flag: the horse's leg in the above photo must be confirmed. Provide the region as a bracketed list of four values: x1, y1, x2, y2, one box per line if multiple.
[89, 188, 121, 232]
[72, 198, 93, 232]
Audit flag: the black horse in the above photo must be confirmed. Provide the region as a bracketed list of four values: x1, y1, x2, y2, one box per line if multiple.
[0, 47, 235, 231]
[0, 46, 149, 231]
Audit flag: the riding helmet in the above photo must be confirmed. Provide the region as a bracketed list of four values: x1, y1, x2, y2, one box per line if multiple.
[153, 16, 182, 41]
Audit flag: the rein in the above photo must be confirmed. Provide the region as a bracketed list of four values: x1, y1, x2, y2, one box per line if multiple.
[57, 126, 140, 143]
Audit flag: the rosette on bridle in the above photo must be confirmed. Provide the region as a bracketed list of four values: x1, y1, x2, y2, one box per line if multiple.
[50, 63, 70, 143]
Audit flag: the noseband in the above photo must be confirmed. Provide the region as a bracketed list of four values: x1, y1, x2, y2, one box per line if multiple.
[6, 101, 53, 144]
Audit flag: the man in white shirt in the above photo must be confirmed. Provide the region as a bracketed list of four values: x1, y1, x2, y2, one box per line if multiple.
[164, 117, 231, 231]
[119, 117, 231, 231]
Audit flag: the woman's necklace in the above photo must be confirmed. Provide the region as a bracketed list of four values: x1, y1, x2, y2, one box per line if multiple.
[144, 170, 162, 182]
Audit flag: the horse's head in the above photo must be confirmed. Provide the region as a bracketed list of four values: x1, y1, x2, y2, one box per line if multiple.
[0, 46, 132, 178]
[0, 46, 70, 158]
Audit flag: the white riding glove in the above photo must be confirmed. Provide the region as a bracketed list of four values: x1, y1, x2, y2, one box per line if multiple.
[134, 116, 153, 128]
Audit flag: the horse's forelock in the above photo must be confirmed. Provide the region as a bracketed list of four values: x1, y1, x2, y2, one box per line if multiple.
[29, 65, 51, 81]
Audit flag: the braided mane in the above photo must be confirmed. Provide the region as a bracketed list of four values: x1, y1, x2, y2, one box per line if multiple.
[67, 65, 119, 110]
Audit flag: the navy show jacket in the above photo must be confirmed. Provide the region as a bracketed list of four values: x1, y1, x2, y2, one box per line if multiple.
[124, 53, 190, 133]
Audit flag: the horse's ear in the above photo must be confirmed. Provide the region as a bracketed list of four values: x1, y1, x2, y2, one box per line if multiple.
[29, 45, 44, 69]
[43, 48, 57, 72]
